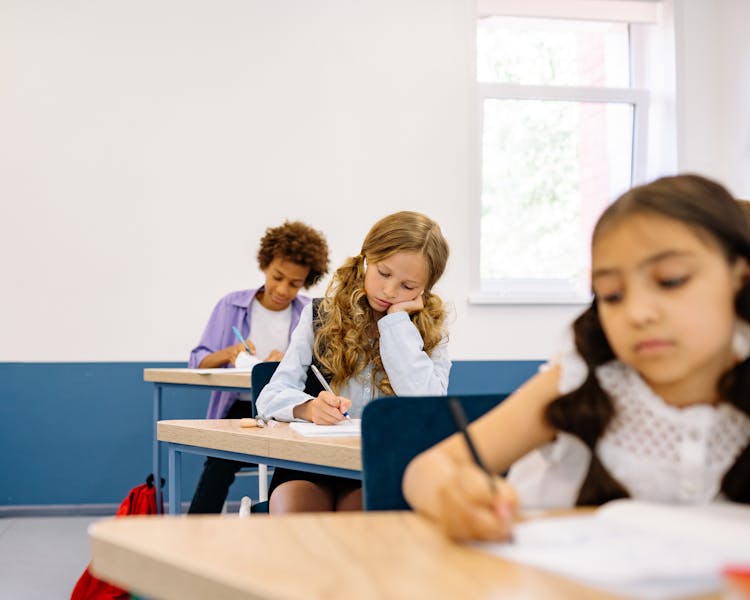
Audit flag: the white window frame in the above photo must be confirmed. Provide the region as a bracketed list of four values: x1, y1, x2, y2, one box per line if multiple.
[470, 0, 660, 305]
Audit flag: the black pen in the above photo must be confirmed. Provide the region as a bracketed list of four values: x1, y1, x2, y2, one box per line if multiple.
[447, 397, 496, 492]
[448, 398, 514, 539]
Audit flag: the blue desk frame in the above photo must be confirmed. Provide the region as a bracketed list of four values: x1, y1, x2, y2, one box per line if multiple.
[149, 379, 251, 514]
[165, 443, 362, 514]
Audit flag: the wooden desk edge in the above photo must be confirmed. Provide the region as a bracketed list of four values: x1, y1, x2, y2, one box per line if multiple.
[89, 520, 267, 600]
[87, 512, 670, 600]
[157, 420, 362, 471]
[143, 368, 252, 387]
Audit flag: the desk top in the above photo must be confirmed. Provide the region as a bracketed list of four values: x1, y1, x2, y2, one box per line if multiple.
[158, 419, 361, 471]
[89, 511, 649, 600]
[144, 368, 252, 388]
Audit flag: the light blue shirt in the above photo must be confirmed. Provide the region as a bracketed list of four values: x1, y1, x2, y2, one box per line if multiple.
[256, 303, 451, 421]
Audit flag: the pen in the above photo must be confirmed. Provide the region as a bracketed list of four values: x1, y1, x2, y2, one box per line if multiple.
[448, 399, 515, 540]
[231, 326, 253, 355]
[309, 364, 350, 419]
[447, 397, 496, 492]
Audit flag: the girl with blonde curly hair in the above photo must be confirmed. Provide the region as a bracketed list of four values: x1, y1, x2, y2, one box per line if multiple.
[257, 210, 451, 513]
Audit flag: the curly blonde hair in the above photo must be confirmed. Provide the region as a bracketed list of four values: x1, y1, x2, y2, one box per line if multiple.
[313, 211, 449, 395]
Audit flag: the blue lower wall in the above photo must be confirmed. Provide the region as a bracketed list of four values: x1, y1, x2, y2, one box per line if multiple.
[0, 360, 542, 508]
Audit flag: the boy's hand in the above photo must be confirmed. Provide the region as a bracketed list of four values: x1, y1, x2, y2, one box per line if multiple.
[309, 391, 353, 424]
[437, 463, 518, 542]
[229, 339, 255, 366]
[264, 349, 284, 362]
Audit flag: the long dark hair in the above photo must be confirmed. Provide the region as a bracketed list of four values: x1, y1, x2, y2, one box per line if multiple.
[545, 174, 750, 505]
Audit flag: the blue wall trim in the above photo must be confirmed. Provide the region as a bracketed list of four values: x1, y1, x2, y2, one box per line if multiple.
[0, 360, 542, 507]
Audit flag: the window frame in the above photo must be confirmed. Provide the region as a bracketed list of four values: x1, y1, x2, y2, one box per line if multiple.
[471, 0, 658, 305]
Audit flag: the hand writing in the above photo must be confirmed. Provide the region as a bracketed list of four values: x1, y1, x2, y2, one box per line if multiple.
[309, 391, 353, 425]
[436, 463, 518, 542]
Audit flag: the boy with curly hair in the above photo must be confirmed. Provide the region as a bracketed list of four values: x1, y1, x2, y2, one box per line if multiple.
[187, 220, 329, 513]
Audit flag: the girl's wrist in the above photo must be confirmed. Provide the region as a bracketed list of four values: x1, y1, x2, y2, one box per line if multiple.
[292, 399, 312, 421]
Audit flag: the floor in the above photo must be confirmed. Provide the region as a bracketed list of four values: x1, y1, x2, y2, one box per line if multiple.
[0, 515, 98, 599]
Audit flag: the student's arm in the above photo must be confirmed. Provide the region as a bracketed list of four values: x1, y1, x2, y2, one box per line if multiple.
[378, 312, 450, 395]
[196, 342, 255, 369]
[402, 365, 561, 541]
[255, 304, 350, 422]
[188, 295, 256, 368]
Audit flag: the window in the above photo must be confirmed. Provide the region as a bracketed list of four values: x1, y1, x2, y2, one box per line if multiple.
[473, 1, 660, 304]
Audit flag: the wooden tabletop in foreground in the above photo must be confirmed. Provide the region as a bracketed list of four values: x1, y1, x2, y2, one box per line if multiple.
[89, 511, 643, 600]
[143, 368, 252, 388]
[157, 419, 362, 471]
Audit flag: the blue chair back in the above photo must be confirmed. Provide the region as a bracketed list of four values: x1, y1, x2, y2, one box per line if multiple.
[251, 361, 280, 409]
[361, 393, 507, 511]
[248, 360, 329, 513]
[251, 361, 325, 413]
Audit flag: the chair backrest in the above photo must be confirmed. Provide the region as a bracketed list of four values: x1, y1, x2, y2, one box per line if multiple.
[251, 361, 281, 405]
[361, 393, 508, 511]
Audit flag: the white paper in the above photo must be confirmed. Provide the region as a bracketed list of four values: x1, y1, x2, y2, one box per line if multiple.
[474, 500, 750, 599]
[289, 419, 361, 437]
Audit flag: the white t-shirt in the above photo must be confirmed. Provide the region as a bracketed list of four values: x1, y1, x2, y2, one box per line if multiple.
[507, 327, 750, 508]
[235, 299, 292, 399]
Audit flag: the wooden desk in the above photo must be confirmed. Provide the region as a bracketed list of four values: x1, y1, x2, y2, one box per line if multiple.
[143, 368, 253, 512]
[158, 419, 361, 514]
[90, 511, 713, 600]
[144, 368, 253, 389]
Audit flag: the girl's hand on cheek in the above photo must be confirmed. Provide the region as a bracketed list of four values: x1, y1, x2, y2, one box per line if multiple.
[310, 391, 352, 424]
[387, 293, 424, 315]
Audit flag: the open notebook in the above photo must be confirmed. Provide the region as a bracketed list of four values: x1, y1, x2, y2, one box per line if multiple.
[289, 419, 361, 437]
[475, 500, 750, 599]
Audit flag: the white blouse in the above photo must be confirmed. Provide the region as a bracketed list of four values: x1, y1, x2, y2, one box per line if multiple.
[507, 330, 750, 509]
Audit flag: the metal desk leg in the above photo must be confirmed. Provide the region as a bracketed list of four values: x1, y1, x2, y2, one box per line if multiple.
[258, 464, 269, 502]
[153, 385, 163, 514]
[168, 445, 182, 515]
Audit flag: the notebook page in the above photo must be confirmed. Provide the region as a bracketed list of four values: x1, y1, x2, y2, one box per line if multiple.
[289, 419, 361, 437]
[597, 499, 750, 556]
[474, 500, 750, 599]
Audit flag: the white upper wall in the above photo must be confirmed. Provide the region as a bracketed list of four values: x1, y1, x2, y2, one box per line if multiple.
[1, 0, 748, 361]
[674, 0, 750, 197]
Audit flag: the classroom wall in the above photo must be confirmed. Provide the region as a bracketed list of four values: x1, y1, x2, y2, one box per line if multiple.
[674, 0, 750, 198]
[2, 0, 750, 509]
[0, 0, 560, 512]
[3, 1, 749, 367]
[0, 360, 542, 509]
[0, 0, 582, 366]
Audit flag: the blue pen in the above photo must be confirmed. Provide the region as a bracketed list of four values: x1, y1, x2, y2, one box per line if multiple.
[310, 364, 350, 419]
[231, 326, 253, 355]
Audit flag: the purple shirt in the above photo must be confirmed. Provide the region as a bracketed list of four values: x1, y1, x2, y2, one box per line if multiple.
[189, 287, 310, 419]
